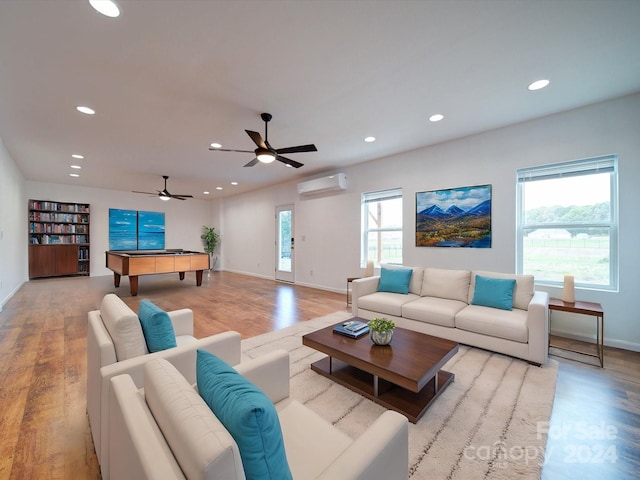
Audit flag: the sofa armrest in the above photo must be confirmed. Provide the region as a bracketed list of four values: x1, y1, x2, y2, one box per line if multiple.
[96, 331, 241, 478]
[168, 308, 194, 337]
[233, 349, 290, 404]
[527, 290, 549, 365]
[352, 276, 380, 312]
[109, 375, 185, 480]
[316, 410, 408, 480]
[87, 310, 117, 462]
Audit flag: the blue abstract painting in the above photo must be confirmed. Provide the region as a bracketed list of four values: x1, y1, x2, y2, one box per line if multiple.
[137, 210, 165, 250]
[109, 209, 137, 250]
[109, 209, 166, 250]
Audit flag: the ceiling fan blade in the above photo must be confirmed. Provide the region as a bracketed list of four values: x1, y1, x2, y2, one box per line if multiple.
[209, 147, 254, 153]
[171, 194, 193, 199]
[132, 190, 156, 195]
[245, 130, 267, 149]
[244, 158, 259, 167]
[276, 155, 304, 168]
[276, 144, 317, 154]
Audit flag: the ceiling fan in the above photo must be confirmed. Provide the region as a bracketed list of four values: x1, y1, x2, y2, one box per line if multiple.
[132, 175, 193, 201]
[209, 112, 317, 168]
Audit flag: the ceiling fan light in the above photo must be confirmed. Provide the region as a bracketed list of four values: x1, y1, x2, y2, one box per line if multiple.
[89, 0, 120, 18]
[256, 149, 275, 163]
[159, 195, 170, 201]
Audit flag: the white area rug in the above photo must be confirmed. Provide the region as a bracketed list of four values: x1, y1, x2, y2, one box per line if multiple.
[241, 312, 558, 479]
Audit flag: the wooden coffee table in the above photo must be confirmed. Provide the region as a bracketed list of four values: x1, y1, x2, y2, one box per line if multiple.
[302, 320, 459, 423]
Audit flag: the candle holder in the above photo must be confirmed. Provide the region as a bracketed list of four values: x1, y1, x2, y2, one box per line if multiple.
[562, 275, 575, 304]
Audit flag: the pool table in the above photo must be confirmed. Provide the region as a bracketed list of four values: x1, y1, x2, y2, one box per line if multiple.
[106, 249, 209, 296]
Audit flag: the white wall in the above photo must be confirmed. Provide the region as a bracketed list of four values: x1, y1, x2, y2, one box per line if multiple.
[0, 138, 27, 309]
[25, 182, 214, 277]
[219, 93, 640, 351]
[4, 93, 639, 351]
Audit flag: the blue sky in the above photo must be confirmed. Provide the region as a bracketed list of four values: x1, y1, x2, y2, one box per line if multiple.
[416, 185, 491, 212]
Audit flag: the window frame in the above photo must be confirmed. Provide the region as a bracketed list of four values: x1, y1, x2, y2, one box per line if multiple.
[516, 154, 618, 291]
[361, 188, 403, 268]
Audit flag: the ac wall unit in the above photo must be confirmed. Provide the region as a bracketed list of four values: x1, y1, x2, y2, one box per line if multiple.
[297, 173, 347, 195]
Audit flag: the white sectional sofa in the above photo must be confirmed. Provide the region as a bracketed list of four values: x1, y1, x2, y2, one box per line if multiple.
[109, 351, 409, 480]
[352, 267, 549, 365]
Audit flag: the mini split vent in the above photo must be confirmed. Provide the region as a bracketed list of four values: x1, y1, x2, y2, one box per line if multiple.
[297, 173, 347, 195]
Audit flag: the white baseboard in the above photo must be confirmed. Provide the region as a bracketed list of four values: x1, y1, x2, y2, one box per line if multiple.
[0, 281, 25, 311]
[550, 327, 640, 352]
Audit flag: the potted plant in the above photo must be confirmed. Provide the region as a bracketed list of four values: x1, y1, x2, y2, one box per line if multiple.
[367, 317, 396, 345]
[201, 226, 220, 272]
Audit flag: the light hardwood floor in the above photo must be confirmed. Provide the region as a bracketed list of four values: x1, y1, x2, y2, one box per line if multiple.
[0, 272, 638, 479]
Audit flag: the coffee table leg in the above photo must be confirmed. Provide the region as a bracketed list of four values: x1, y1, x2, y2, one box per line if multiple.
[374, 375, 379, 397]
[329, 357, 333, 374]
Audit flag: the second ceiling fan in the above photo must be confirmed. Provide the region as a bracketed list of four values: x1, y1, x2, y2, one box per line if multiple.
[209, 113, 317, 168]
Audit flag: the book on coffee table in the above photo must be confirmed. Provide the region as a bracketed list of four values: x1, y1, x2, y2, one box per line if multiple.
[333, 321, 370, 338]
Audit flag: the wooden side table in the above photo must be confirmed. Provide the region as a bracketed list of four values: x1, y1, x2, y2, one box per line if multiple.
[346, 277, 360, 307]
[548, 297, 604, 367]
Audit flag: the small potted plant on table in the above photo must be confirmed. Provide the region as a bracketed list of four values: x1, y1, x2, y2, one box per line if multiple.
[367, 317, 396, 345]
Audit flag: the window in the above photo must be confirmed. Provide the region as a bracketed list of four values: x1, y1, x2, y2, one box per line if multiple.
[362, 188, 403, 267]
[516, 155, 618, 290]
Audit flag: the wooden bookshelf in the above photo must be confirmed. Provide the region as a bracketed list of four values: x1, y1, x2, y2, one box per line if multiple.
[28, 199, 90, 278]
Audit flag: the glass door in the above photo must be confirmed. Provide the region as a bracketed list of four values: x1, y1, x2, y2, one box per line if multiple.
[275, 205, 294, 282]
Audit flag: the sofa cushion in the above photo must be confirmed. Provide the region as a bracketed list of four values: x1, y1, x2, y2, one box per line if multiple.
[99, 293, 148, 361]
[197, 350, 293, 480]
[455, 305, 528, 343]
[144, 358, 245, 480]
[358, 292, 420, 317]
[421, 268, 471, 303]
[401, 296, 467, 327]
[138, 300, 178, 352]
[381, 264, 424, 295]
[471, 275, 516, 311]
[377, 267, 413, 294]
[469, 271, 535, 310]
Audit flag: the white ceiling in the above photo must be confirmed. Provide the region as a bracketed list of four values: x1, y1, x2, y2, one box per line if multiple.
[1, 0, 639, 200]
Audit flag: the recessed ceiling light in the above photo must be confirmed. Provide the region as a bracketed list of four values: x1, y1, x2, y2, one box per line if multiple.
[231, 182, 238, 186]
[216, 187, 223, 190]
[89, 0, 120, 18]
[528, 79, 550, 91]
[364, 136, 376, 143]
[203, 191, 210, 195]
[429, 114, 444, 122]
[69, 173, 80, 177]
[72, 154, 84, 159]
[70, 165, 82, 169]
[210, 142, 222, 149]
[76, 106, 95, 115]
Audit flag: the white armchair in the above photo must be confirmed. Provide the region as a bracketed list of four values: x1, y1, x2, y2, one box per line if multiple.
[109, 350, 409, 480]
[87, 294, 241, 479]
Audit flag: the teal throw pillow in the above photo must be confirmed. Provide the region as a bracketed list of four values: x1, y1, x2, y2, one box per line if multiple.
[377, 267, 413, 294]
[138, 299, 177, 352]
[196, 350, 292, 480]
[471, 275, 516, 311]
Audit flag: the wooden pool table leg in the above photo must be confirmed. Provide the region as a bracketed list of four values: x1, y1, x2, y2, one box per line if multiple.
[113, 272, 121, 287]
[129, 276, 139, 296]
[179, 272, 185, 280]
[196, 270, 203, 286]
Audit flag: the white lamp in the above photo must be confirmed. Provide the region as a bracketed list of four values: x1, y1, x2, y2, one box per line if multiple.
[562, 275, 575, 303]
[256, 148, 276, 163]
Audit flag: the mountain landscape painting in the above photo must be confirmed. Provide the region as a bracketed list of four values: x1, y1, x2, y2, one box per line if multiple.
[416, 184, 492, 247]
